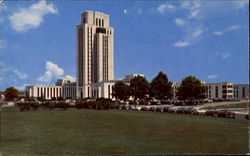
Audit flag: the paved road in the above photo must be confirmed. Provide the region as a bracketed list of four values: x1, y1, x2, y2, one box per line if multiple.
[195, 100, 249, 109]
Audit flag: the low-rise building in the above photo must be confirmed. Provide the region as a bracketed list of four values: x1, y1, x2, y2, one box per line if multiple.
[91, 80, 116, 99]
[25, 85, 62, 99]
[233, 84, 249, 99]
[25, 78, 77, 100]
[62, 82, 77, 99]
[205, 82, 233, 99]
[123, 74, 144, 85]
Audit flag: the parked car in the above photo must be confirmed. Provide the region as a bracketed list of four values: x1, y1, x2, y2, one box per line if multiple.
[203, 99, 213, 103]
[176, 107, 185, 114]
[217, 110, 228, 118]
[155, 107, 163, 112]
[168, 107, 178, 113]
[204, 109, 217, 117]
[163, 107, 170, 112]
[217, 110, 235, 118]
[183, 107, 194, 114]
[192, 108, 206, 115]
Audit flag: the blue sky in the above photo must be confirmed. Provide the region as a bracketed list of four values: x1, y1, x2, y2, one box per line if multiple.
[0, 0, 249, 91]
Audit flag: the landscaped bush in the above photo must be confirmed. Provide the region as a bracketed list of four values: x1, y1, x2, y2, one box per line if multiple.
[75, 100, 90, 109]
[17, 102, 40, 111]
[54, 102, 71, 110]
[17, 98, 113, 111]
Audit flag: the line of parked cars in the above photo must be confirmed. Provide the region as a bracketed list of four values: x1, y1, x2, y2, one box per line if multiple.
[122, 99, 215, 106]
[110, 102, 245, 119]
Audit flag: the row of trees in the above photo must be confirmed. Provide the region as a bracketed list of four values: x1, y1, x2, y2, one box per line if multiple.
[112, 71, 206, 101]
[3, 72, 206, 102]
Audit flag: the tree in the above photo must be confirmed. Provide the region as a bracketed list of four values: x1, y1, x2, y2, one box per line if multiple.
[112, 81, 131, 101]
[150, 71, 173, 100]
[130, 76, 149, 100]
[176, 76, 206, 101]
[4, 87, 18, 100]
[57, 96, 64, 101]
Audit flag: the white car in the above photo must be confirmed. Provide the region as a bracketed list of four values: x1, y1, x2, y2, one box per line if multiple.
[195, 109, 207, 115]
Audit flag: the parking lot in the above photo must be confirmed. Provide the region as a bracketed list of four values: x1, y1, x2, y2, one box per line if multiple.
[111, 100, 249, 120]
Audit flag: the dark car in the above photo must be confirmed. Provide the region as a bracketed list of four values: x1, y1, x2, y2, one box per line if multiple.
[183, 108, 194, 114]
[176, 107, 185, 114]
[155, 107, 163, 112]
[217, 110, 229, 118]
[204, 109, 217, 117]
[163, 107, 169, 112]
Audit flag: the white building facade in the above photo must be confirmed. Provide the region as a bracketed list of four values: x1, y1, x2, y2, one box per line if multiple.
[25, 78, 77, 100]
[205, 82, 234, 99]
[26, 85, 62, 99]
[76, 11, 114, 99]
[233, 84, 249, 99]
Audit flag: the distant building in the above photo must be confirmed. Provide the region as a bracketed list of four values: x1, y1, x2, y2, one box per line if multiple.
[172, 82, 182, 100]
[233, 84, 249, 99]
[123, 74, 144, 85]
[25, 78, 76, 99]
[172, 81, 238, 100]
[205, 82, 234, 99]
[56, 78, 72, 86]
[26, 85, 62, 99]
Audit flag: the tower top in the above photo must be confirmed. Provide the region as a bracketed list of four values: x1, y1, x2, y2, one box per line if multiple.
[80, 11, 110, 27]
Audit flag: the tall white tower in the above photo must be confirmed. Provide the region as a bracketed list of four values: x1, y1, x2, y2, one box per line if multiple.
[76, 11, 114, 98]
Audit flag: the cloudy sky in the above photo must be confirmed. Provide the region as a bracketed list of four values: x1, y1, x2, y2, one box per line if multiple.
[0, 0, 248, 90]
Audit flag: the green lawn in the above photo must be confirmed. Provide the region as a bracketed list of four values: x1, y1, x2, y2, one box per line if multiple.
[203, 102, 248, 109]
[1, 107, 248, 155]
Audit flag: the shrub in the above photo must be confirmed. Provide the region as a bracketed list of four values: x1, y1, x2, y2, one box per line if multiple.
[17, 102, 31, 112]
[55, 102, 70, 110]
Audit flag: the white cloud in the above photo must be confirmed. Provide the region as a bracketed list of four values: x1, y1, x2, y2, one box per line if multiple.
[174, 41, 190, 47]
[213, 31, 223, 36]
[191, 29, 203, 37]
[0, 3, 7, 24]
[233, 0, 249, 8]
[13, 69, 28, 79]
[180, 1, 201, 10]
[221, 53, 230, 59]
[213, 24, 242, 36]
[9, 1, 57, 32]
[216, 51, 231, 59]
[157, 3, 176, 14]
[173, 1, 204, 48]
[207, 74, 218, 79]
[227, 25, 241, 31]
[65, 75, 76, 82]
[174, 27, 204, 48]
[180, 1, 201, 19]
[188, 10, 200, 19]
[38, 61, 64, 83]
[174, 18, 185, 26]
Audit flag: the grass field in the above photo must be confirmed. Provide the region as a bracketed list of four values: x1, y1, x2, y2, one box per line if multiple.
[1, 107, 248, 155]
[203, 102, 248, 109]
